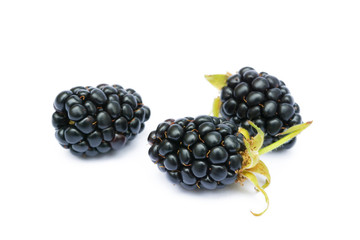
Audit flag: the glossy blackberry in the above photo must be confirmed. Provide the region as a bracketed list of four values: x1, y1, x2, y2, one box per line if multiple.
[207, 67, 302, 150]
[148, 116, 312, 216]
[148, 116, 246, 190]
[52, 84, 150, 157]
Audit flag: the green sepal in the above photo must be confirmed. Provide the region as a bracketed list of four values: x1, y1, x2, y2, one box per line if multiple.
[259, 121, 313, 155]
[212, 97, 221, 117]
[276, 121, 313, 136]
[205, 74, 229, 90]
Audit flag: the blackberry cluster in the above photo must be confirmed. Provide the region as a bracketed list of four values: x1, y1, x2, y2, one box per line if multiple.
[220, 67, 301, 149]
[148, 115, 246, 190]
[52, 84, 150, 157]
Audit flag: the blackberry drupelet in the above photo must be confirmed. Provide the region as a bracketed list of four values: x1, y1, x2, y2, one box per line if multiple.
[52, 84, 150, 157]
[148, 115, 312, 215]
[206, 67, 302, 150]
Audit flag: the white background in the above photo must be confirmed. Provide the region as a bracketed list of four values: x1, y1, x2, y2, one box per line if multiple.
[1, 0, 359, 239]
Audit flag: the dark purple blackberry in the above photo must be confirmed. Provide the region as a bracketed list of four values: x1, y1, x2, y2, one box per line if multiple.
[52, 84, 150, 157]
[148, 116, 311, 216]
[206, 67, 302, 150]
[148, 116, 246, 191]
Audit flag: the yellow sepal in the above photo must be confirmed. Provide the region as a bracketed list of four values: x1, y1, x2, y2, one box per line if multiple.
[241, 170, 269, 216]
[212, 97, 221, 117]
[238, 127, 250, 140]
[204, 74, 229, 90]
[259, 121, 313, 155]
[276, 121, 313, 136]
[247, 160, 271, 189]
[248, 121, 264, 152]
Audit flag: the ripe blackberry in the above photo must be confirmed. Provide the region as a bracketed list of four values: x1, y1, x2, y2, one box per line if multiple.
[206, 67, 302, 150]
[52, 84, 150, 157]
[148, 115, 311, 215]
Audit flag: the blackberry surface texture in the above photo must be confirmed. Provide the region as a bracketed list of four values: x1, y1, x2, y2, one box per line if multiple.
[52, 84, 150, 157]
[206, 67, 302, 150]
[148, 115, 246, 190]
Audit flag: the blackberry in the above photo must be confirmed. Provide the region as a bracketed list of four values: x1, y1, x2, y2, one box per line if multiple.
[206, 67, 302, 150]
[148, 115, 311, 215]
[52, 84, 150, 157]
